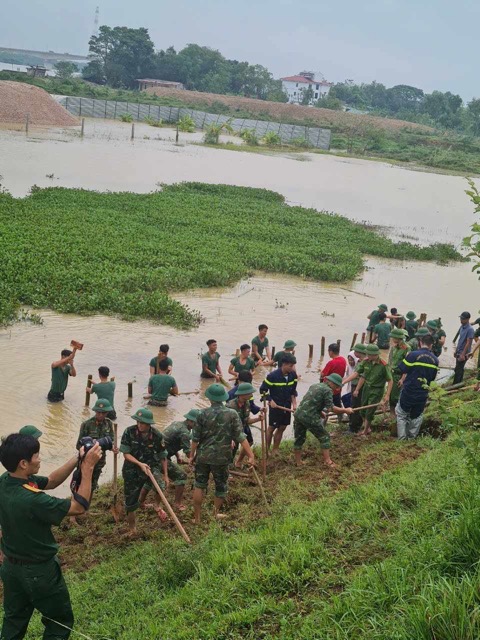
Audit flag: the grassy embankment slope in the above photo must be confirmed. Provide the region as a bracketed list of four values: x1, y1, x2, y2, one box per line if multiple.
[0, 183, 461, 327]
[22, 381, 480, 639]
[1, 72, 480, 175]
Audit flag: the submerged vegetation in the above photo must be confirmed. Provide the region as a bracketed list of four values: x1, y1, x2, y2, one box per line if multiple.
[0, 183, 462, 327]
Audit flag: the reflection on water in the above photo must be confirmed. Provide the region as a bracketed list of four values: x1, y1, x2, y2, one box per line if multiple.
[0, 257, 477, 494]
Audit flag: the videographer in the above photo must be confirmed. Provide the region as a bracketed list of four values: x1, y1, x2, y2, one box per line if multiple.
[0, 430, 102, 640]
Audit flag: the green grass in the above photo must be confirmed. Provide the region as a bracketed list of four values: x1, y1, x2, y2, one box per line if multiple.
[0, 183, 462, 327]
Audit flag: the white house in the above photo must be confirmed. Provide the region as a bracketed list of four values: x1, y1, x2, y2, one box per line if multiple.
[280, 72, 333, 105]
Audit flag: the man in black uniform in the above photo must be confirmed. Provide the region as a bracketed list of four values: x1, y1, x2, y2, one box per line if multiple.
[0, 430, 101, 640]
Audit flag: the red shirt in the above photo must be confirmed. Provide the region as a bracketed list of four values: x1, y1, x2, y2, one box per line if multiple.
[321, 356, 347, 380]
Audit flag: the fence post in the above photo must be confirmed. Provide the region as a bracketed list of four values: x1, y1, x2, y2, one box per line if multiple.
[81, 118, 85, 137]
[131, 123, 135, 141]
[104, 100, 107, 118]
[138, 103, 140, 120]
[25, 113, 29, 135]
[79, 97, 82, 117]
[114, 101, 117, 119]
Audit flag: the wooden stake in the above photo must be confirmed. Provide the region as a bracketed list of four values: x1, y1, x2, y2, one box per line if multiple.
[260, 413, 267, 481]
[251, 466, 270, 512]
[235, 348, 240, 357]
[321, 337, 325, 357]
[127, 382, 133, 398]
[361, 332, 366, 344]
[81, 117, 85, 137]
[262, 395, 269, 460]
[146, 469, 191, 544]
[337, 339, 341, 350]
[25, 113, 29, 135]
[85, 374, 93, 406]
[350, 333, 358, 350]
[110, 423, 121, 523]
[271, 346, 276, 359]
[176, 122, 179, 143]
[308, 344, 314, 359]
[131, 123, 135, 140]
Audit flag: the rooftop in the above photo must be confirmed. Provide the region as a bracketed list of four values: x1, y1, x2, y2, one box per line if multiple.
[280, 75, 333, 85]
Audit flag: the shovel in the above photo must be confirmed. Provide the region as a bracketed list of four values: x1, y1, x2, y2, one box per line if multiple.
[110, 423, 122, 523]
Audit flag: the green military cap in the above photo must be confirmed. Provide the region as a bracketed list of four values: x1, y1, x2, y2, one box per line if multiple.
[205, 383, 229, 403]
[184, 409, 201, 422]
[131, 408, 155, 424]
[366, 344, 380, 355]
[280, 353, 297, 364]
[92, 398, 113, 413]
[378, 304, 388, 311]
[426, 320, 438, 330]
[353, 343, 367, 354]
[283, 340, 297, 349]
[390, 328, 406, 339]
[415, 327, 430, 337]
[19, 425, 42, 439]
[406, 311, 416, 320]
[326, 373, 343, 387]
[235, 382, 256, 396]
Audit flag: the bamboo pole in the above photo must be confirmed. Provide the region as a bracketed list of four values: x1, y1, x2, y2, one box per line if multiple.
[25, 113, 29, 135]
[271, 346, 276, 359]
[308, 344, 314, 359]
[110, 423, 120, 522]
[146, 469, 191, 544]
[131, 123, 135, 140]
[350, 333, 358, 350]
[85, 374, 93, 406]
[262, 395, 269, 460]
[251, 466, 270, 512]
[127, 382, 133, 398]
[361, 332, 366, 344]
[337, 339, 341, 350]
[352, 401, 382, 413]
[260, 413, 267, 481]
[81, 117, 85, 137]
[321, 337, 325, 357]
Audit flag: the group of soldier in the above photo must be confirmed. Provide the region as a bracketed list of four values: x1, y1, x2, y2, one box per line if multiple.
[0, 308, 478, 639]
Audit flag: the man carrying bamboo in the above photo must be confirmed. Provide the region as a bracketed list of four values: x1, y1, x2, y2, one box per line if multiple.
[353, 344, 393, 436]
[293, 374, 353, 468]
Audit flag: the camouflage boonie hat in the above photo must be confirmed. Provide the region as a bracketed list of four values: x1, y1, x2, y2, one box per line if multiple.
[19, 425, 42, 439]
[366, 344, 380, 355]
[353, 343, 367, 354]
[283, 340, 297, 349]
[326, 373, 343, 388]
[390, 328, 406, 339]
[205, 383, 229, 403]
[92, 398, 113, 413]
[184, 409, 201, 422]
[235, 382, 255, 396]
[131, 408, 155, 424]
[406, 311, 416, 319]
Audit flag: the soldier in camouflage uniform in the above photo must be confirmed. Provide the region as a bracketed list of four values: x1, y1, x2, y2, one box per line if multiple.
[76, 398, 117, 493]
[189, 383, 255, 524]
[227, 382, 263, 468]
[162, 408, 200, 511]
[293, 374, 353, 467]
[120, 408, 169, 534]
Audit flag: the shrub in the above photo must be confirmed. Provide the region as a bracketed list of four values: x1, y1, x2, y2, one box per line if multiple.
[290, 136, 313, 148]
[143, 116, 163, 127]
[119, 113, 133, 123]
[240, 129, 259, 145]
[262, 131, 281, 145]
[177, 115, 196, 132]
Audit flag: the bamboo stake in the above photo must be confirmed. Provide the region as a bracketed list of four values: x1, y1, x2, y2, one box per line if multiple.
[321, 337, 325, 357]
[251, 466, 270, 512]
[127, 382, 133, 398]
[361, 332, 366, 344]
[146, 469, 191, 544]
[308, 344, 314, 359]
[85, 374, 93, 406]
[262, 395, 269, 460]
[110, 423, 121, 522]
[260, 413, 267, 481]
[337, 339, 341, 350]
[350, 333, 358, 350]
[271, 346, 276, 359]
[80, 117, 85, 137]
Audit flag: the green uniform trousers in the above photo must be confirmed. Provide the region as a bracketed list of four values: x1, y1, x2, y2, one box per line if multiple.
[194, 463, 229, 497]
[0, 556, 73, 639]
[293, 418, 331, 450]
[122, 465, 165, 513]
[167, 459, 187, 486]
[360, 387, 384, 420]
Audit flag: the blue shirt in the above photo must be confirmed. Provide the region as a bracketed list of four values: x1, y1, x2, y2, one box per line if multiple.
[456, 323, 474, 357]
[398, 348, 439, 408]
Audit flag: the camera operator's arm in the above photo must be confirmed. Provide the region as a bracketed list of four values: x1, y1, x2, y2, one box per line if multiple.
[45, 454, 81, 490]
[67, 444, 102, 516]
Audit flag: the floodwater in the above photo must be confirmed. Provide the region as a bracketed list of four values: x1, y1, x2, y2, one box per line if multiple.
[0, 119, 478, 492]
[0, 119, 477, 243]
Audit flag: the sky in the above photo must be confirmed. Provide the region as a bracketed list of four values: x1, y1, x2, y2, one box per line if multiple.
[1, 0, 479, 100]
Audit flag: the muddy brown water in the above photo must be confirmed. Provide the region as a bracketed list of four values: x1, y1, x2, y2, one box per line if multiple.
[0, 260, 476, 494]
[0, 121, 478, 493]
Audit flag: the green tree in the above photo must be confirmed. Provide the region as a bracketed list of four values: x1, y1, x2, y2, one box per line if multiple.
[386, 85, 424, 113]
[423, 91, 463, 129]
[467, 98, 480, 136]
[54, 61, 78, 80]
[86, 25, 155, 88]
[301, 85, 314, 105]
[316, 95, 342, 110]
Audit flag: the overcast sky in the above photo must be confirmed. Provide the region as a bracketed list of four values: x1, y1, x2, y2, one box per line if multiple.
[1, 0, 478, 100]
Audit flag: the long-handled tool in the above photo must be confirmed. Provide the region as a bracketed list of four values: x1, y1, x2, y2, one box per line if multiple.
[351, 401, 383, 413]
[262, 395, 269, 460]
[260, 413, 267, 481]
[85, 374, 93, 407]
[110, 423, 121, 523]
[146, 468, 191, 544]
[250, 466, 270, 512]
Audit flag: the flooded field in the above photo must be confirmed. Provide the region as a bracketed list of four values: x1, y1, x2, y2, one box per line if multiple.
[0, 119, 476, 244]
[0, 119, 478, 492]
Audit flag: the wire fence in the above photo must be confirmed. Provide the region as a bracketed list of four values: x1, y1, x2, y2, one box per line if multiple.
[57, 96, 331, 150]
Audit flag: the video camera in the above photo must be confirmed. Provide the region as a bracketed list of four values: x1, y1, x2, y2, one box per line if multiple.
[70, 436, 113, 492]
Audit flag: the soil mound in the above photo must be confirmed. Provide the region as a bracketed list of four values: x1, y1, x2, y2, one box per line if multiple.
[146, 87, 432, 134]
[0, 81, 78, 127]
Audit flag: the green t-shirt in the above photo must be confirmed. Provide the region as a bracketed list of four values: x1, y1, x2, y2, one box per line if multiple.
[148, 374, 177, 402]
[230, 356, 255, 373]
[273, 350, 295, 366]
[367, 310, 381, 331]
[374, 322, 391, 349]
[432, 329, 446, 357]
[149, 356, 173, 373]
[201, 352, 220, 376]
[0, 473, 71, 562]
[252, 335, 269, 357]
[91, 381, 116, 409]
[49, 364, 71, 394]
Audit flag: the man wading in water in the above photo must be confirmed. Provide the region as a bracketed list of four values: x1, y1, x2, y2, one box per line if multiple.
[47, 347, 77, 403]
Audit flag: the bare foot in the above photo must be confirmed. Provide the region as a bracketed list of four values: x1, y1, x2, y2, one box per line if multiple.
[295, 460, 306, 467]
[325, 460, 338, 469]
[126, 528, 137, 538]
[174, 503, 186, 512]
[155, 508, 168, 522]
[214, 513, 227, 520]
